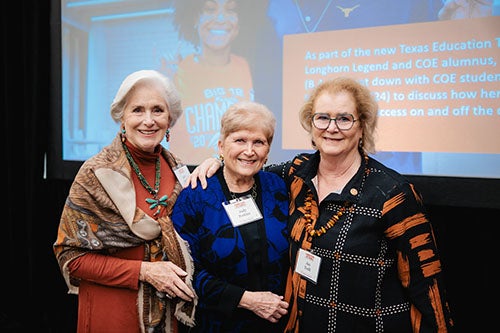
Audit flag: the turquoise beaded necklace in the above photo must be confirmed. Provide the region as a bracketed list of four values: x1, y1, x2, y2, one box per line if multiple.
[122, 142, 168, 216]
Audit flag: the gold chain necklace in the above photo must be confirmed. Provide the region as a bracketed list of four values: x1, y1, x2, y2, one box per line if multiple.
[122, 142, 167, 216]
[230, 182, 257, 200]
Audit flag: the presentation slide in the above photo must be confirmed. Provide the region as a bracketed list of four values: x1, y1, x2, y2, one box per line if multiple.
[282, 16, 500, 179]
[58, 0, 500, 179]
[284, 17, 500, 154]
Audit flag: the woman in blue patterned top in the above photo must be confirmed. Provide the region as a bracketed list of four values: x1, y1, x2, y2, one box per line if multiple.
[171, 100, 290, 332]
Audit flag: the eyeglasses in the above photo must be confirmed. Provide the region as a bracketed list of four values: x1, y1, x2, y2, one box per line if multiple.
[312, 113, 357, 131]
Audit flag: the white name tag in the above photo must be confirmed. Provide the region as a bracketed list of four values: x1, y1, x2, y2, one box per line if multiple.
[222, 195, 263, 227]
[173, 164, 190, 187]
[295, 248, 321, 284]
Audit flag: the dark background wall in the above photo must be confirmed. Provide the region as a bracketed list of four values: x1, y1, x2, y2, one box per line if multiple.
[1, 2, 496, 332]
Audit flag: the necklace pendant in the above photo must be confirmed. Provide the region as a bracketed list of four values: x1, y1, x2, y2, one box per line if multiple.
[146, 194, 169, 216]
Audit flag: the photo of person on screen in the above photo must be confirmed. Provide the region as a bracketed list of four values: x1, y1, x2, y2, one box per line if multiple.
[165, 0, 254, 165]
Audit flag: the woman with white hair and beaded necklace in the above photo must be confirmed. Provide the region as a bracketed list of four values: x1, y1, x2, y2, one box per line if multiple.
[53, 69, 197, 333]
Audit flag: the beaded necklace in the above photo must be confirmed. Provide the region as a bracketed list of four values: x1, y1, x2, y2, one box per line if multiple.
[304, 153, 369, 238]
[122, 142, 167, 216]
[304, 192, 351, 237]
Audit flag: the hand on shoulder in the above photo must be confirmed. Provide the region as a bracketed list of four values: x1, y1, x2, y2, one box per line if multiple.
[185, 157, 222, 189]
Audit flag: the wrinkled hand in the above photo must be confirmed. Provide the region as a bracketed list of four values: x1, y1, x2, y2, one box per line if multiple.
[238, 291, 289, 323]
[185, 157, 221, 189]
[140, 261, 196, 302]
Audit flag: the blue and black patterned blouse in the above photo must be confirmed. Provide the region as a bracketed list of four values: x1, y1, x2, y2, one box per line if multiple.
[171, 168, 290, 332]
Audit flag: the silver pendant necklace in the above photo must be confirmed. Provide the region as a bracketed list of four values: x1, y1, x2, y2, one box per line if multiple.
[294, 0, 334, 33]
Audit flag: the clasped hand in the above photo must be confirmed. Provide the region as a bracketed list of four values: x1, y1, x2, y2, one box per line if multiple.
[140, 261, 196, 302]
[239, 291, 289, 323]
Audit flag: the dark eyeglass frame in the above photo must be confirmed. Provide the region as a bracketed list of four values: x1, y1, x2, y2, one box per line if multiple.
[311, 113, 357, 131]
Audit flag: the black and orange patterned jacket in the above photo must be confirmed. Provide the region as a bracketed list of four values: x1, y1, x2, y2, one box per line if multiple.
[266, 151, 454, 333]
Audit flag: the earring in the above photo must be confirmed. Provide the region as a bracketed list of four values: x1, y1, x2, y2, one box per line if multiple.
[217, 154, 224, 166]
[165, 128, 170, 142]
[121, 127, 126, 142]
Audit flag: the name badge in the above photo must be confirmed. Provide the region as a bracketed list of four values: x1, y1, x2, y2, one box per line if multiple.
[295, 248, 321, 284]
[173, 164, 190, 187]
[222, 195, 262, 227]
